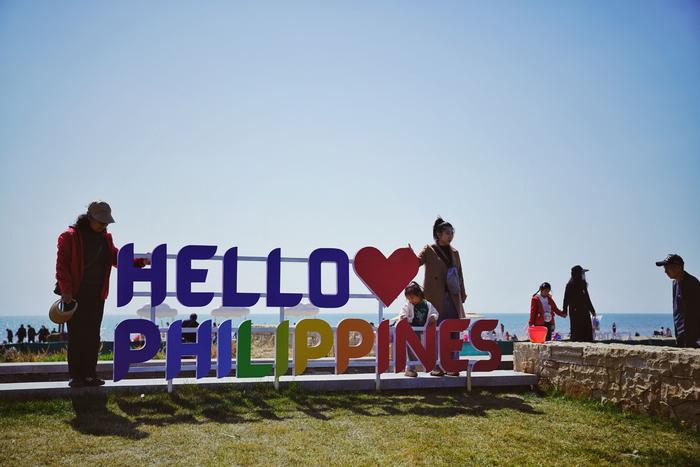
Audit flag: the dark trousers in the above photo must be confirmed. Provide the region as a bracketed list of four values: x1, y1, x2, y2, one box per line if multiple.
[676, 333, 699, 348]
[544, 322, 553, 341]
[67, 285, 105, 379]
[439, 292, 461, 365]
[569, 309, 593, 342]
[407, 330, 423, 370]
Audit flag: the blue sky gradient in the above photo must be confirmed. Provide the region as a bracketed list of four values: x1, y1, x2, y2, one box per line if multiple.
[1, 1, 699, 317]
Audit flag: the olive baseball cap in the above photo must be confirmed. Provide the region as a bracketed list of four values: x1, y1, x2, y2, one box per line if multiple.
[87, 201, 115, 224]
[655, 254, 683, 267]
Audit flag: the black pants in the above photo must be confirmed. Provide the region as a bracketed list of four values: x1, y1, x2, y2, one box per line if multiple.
[438, 292, 461, 364]
[676, 333, 699, 348]
[544, 322, 553, 341]
[569, 309, 593, 342]
[67, 285, 105, 379]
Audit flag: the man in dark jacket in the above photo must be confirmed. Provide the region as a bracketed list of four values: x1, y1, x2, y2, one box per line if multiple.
[27, 325, 37, 343]
[182, 313, 199, 343]
[16, 325, 26, 343]
[656, 254, 700, 348]
[56, 201, 150, 388]
[38, 326, 50, 343]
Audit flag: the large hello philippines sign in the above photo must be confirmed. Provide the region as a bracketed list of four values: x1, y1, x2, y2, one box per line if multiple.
[113, 245, 501, 382]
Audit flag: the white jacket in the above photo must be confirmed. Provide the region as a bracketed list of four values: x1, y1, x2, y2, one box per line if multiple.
[397, 300, 439, 325]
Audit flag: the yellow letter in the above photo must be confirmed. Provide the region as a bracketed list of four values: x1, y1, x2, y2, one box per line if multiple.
[294, 319, 333, 375]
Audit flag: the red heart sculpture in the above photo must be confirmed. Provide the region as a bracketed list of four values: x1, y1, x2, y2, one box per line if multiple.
[353, 247, 420, 307]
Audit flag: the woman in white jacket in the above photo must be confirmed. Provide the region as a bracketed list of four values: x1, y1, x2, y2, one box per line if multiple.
[397, 281, 439, 377]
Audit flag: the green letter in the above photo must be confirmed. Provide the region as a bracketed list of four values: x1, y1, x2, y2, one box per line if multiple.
[237, 320, 273, 378]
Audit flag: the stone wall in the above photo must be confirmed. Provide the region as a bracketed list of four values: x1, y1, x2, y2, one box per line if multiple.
[513, 342, 700, 429]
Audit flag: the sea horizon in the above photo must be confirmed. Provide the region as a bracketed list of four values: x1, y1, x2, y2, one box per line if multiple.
[1, 312, 676, 342]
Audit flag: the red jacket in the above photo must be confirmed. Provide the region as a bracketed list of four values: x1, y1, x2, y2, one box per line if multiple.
[529, 294, 566, 327]
[55, 226, 146, 300]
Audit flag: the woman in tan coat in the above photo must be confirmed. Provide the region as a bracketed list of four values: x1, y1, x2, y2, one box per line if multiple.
[412, 217, 467, 376]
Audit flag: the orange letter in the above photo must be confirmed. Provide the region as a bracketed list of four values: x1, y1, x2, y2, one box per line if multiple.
[294, 319, 333, 375]
[335, 319, 374, 374]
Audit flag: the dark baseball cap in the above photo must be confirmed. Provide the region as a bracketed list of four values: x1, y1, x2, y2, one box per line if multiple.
[655, 254, 684, 267]
[87, 201, 115, 224]
[571, 265, 589, 274]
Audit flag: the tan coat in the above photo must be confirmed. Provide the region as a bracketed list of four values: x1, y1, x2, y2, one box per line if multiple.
[417, 244, 467, 319]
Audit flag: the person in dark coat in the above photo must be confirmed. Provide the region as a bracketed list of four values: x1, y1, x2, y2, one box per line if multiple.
[5, 329, 12, 344]
[16, 325, 26, 344]
[563, 265, 596, 342]
[27, 325, 37, 343]
[656, 254, 700, 348]
[38, 326, 50, 343]
[182, 313, 200, 343]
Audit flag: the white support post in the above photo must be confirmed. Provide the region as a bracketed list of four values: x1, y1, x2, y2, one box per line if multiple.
[275, 306, 284, 391]
[167, 379, 173, 393]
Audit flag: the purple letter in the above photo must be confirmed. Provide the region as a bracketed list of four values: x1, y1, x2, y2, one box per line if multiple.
[166, 320, 212, 379]
[266, 248, 302, 307]
[117, 243, 167, 307]
[113, 319, 161, 382]
[222, 247, 260, 307]
[176, 245, 217, 307]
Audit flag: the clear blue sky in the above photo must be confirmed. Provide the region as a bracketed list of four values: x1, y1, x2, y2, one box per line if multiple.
[1, 1, 699, 318]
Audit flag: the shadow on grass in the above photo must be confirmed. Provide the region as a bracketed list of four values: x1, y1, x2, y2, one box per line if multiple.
[101, 387, 542, 433]
[69, 393, 149, 439]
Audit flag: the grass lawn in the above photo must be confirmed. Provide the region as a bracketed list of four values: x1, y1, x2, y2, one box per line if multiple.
[0, 387, 697, 466]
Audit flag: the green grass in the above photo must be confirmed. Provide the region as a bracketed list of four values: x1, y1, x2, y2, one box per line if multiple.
[0, 387, 697, 466]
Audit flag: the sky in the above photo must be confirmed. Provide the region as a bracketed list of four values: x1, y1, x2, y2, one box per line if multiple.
[1, 1, 699, 319]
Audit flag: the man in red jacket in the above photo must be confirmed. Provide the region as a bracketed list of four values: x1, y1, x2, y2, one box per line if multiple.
[56, 201, 149, 387]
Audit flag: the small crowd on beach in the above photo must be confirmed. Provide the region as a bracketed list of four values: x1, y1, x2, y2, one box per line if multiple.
[4, 324, 55, 345]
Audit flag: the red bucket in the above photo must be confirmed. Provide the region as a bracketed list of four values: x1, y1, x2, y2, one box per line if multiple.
[528, 326, 548, 343]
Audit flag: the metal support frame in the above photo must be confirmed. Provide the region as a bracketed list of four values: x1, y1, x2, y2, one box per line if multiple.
[130, 252, 385, 392]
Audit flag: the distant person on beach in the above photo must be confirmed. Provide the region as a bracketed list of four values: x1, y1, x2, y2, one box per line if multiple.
[5, 329, 12, 344]
[529, 282, 567, 341]
[27, 325, 36, 343]
[656, 254, 700, 348]
[55, 201, 150, 388]
[397, 281, 438, 377]
[410, 217, 467, 377]
[38, 326, 50, 343]
[182, 313, 200, 343]
[563, 265, 596, 342]
[16, 324, 26, 343]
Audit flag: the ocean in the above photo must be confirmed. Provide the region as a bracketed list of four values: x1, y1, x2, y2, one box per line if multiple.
[0, 312, 675, 343]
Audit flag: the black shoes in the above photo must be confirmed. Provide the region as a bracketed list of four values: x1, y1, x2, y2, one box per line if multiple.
[85, 377, 106, 386]
[69, 377, 105, 388]
[68, 378, 86, 388]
